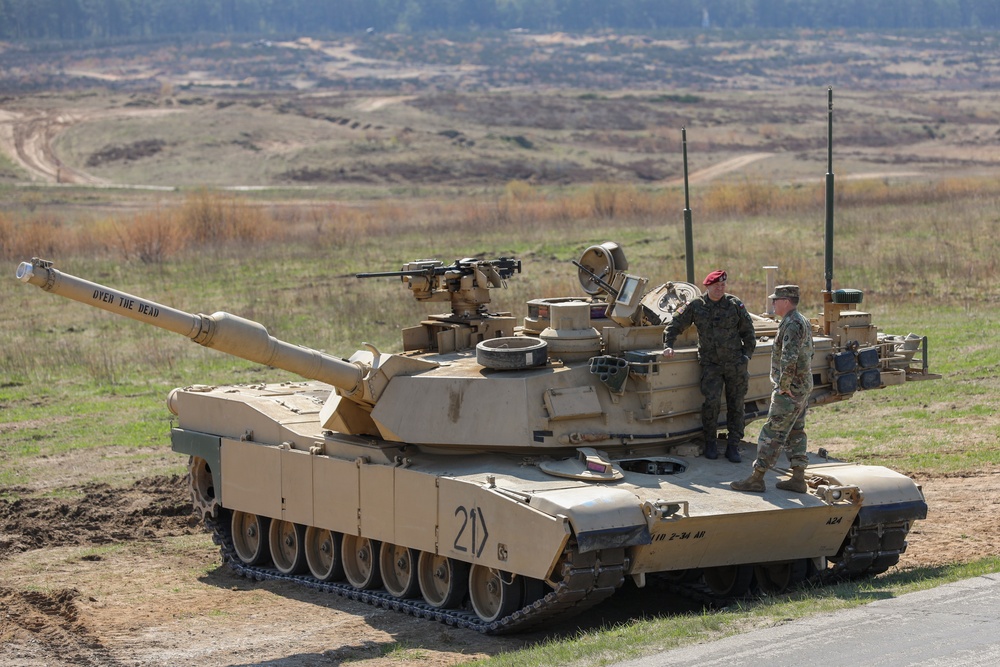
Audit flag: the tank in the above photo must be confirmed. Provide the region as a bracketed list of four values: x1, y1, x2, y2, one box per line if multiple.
[15, 246, 936, 633]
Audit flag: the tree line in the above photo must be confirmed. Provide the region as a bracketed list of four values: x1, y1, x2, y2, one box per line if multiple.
[2, 0, 998, 40]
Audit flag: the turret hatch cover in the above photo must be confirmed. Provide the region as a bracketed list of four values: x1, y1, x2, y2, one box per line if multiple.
[539, 447, 624, 481]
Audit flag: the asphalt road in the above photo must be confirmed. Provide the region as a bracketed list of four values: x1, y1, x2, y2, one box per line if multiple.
[610, 573, 1000, 667]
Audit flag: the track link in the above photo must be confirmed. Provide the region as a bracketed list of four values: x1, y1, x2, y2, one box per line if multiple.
[206, 512, 625, 634]
[826, 519, 912, 579]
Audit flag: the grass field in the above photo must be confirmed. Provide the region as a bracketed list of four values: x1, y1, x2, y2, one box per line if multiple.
[2, 178, 997, 488]
[2, 181, 998, 667]
[2, 29, 999, 667]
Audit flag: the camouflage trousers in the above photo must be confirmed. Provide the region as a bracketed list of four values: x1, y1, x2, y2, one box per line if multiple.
[699, 359, 750, 444]
[753, 390, 809, 471]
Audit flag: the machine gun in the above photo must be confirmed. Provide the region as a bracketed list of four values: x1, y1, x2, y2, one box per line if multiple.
[357, 256, 520, 282]
[357, 256, 520, 317]
[355, 256, 522, 353]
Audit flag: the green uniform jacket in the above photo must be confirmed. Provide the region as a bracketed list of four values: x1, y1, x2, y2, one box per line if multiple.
[663, 293, 756, 365]
[772, 307, 814, 396]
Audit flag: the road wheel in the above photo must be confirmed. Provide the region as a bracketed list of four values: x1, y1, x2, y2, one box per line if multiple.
[468, 564, 523, 623]
[379, 543, 420, 599]
[417, 552, 468, 609]
[231, 511, 270, 566]
[702, 564, 754, 598]
[341, 534, 382, 590]
[269, 520, 307, 575]
[304, 527, 344, 581]
[754, 559, 808, 594]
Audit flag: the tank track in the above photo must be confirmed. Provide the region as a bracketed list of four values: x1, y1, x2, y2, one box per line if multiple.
[205, 513, 626, 634]
[653, 518, 914, 607]
[205, 512, 908, 627]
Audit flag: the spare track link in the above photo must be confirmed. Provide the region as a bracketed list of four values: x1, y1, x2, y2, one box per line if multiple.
[206, 513, 625, 634]
[826, 519, 911, 580]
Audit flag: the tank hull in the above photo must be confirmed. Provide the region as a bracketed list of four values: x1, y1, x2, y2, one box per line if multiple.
[172, 376, 926, 632]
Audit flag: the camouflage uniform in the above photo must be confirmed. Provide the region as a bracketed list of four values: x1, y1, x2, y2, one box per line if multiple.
[753, 306, 814, 471]
[663, 292, 756, 448]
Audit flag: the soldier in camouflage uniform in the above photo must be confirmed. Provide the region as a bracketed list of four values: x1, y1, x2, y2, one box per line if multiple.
[663, 270, 756, 462]
[731, 284, 815, 493]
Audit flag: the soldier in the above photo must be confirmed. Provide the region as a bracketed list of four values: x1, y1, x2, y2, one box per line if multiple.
[731, 284, 815, 493]
[663, 269, 756, 462]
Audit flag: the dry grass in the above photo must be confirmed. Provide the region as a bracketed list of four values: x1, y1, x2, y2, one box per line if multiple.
[1, 190, 287, 263]
[2, 175, 996, 384]
[4, 176, 998, 283]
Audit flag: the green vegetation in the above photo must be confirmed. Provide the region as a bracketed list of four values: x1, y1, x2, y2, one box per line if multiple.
[809, 305, 1000, 473]
[2, 0, 999, 40]
[70, 543, 126, 563]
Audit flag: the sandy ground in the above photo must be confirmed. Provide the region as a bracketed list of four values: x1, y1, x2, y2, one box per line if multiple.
[1, 468, 998, 667]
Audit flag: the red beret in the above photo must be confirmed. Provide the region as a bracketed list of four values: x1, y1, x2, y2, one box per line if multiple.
[703, 270, 727, 286]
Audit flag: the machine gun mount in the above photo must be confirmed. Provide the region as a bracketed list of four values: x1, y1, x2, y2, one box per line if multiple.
[358, 256, 522, 354]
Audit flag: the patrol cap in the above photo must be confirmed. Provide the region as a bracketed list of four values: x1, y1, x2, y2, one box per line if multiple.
[703, 269, 727, 286]
[768, 284, 800, 300]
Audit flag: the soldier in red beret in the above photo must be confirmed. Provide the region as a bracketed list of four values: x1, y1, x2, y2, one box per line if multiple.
[663, 269, 757, 462]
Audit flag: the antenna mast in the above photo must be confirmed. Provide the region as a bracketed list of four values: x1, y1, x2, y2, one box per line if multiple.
[682, 128, 695, 284]
[824, 87, 835, 293]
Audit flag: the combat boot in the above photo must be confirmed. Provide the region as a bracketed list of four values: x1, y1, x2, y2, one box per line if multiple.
[724, 441, 741, 463]
[776, 467, 808, 493]
[730, 467, 765, 492]
[703, 439, 718, 460]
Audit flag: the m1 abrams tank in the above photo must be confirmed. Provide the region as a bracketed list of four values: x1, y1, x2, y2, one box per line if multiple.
[15, 241, 935, 633]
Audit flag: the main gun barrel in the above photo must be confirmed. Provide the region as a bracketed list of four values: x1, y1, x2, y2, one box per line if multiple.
[16, 259, 364, 394]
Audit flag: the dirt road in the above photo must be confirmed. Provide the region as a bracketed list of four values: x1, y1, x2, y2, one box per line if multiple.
[0, 109, 104, 184]
[665, 152, 775, 186]
[0, 107, 181, 186]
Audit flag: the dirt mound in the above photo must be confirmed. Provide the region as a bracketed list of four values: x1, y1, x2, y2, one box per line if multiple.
[86, 139, 166, 167]
[0, 475, 199, 560]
